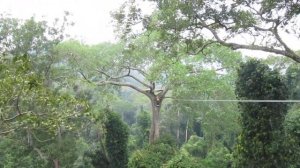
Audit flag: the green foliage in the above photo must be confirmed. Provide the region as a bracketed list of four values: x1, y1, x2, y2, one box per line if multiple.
[44, 136, 80, 167]
[128, 142, 177, 168]
[0, 137, 47, 167]
[284, 106, 300, 167]
[54, 40, 123, 70]
[166, 145, 231, 168]
[113, 99, 137, 125]
[0, 55, 88, 135]
[114, 0, 300, 62]
[234, 60, 289, 167]
[0, 14, 70, 56]
[105, 111, 129, 168]
[130, 109, 151, 149]
[136, 110, 151, 136]
[0, 14, 95, 168]
[164, 153, 203, 168]
[154, 134, 177, 147]
[165, 135, 232, 168]
[181, 135, 207, 158]
[285, 107, 300, 139]
[82, 148, 109, 168]
[201, 146, 232, 168]
[286, 64, 300, 100]
[82, 111, 129, 168]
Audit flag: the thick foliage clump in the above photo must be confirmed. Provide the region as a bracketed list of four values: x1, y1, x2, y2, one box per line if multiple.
[234, 60, 288, 167]
[178, 135, 232, 168]
[128, 138, 177, 168]
[164, 153, 203, 168]
[0, 137, 47, 167]
[84, 111, 129, 168]
[284, 107, 300, 167]
[105, 111, 129, 168]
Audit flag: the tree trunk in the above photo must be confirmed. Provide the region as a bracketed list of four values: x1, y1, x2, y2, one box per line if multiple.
[185, 119, 189, 143]
[53, 159, 60, 168]
[27, 129, 33, 147]
[149, 99, 161, 144]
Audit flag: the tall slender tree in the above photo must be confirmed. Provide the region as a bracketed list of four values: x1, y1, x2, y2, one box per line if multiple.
[105, 111, 129, 168]
[235, 60, 288, 167]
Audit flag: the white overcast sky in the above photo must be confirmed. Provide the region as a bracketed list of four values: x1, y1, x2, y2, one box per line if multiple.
[0, 0, 125, 44]
[0, 0, 299, 56]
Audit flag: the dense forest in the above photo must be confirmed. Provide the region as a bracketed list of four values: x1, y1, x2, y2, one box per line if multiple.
[1, 0, 300, 167]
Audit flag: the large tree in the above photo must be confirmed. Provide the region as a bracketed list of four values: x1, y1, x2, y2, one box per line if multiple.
[0, 15, 91, 167]
[56, 35, 241, 143]
[113, 0, 300, 62]
[0, 15, 81, 137]
[56, 38, 172, 143]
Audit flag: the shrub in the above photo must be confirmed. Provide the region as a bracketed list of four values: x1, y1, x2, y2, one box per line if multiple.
[128, 143, 176, 168]
[164, 152, 204, 168]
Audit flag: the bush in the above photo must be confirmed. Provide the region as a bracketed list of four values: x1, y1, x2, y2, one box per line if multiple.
[164, 152, 204, 168]
[202, 146, 232, 168]
[181, 135, 207, 158]
[0, 137, 47, 167]
[154, 134, 177, 147]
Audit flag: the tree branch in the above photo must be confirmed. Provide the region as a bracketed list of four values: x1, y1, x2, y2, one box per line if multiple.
[79, 71, 93, 83]
[98, 67, 153, 89]
[0, 128, 15, 135]
[122, 66, 148, 76]
[273, 23, 295, 55]
[97, 81, 150, 97]
[128, 73, 152, 88]
[157, 86, 169, 98]
[34, 147, 48, 162]
[252, 25, 273, 32]
[97, 69, 129, 80]
[2, 112, 29, 122]
[202, 22, 300, 62]
[32, 131, 54, 143]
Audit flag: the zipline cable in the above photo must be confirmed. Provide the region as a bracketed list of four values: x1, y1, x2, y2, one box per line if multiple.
[165, 98, 300, 103]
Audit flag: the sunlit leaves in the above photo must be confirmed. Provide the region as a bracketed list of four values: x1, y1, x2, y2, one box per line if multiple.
[0, 55, 88, 135]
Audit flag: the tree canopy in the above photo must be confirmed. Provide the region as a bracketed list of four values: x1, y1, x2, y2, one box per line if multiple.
[113, 0, 300, 62]
[235, 60, 289, 167]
